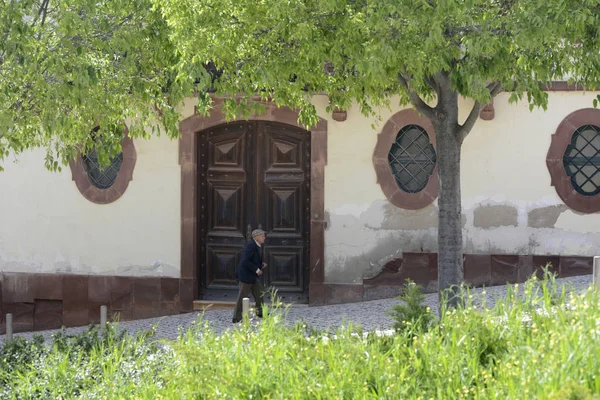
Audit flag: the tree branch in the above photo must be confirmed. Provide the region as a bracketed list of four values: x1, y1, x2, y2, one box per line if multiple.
[457, 81, 503, 143]
[424, 75, 440, 97]
[487, 81, 504, 97]
[398, 73, 435, 120]
[31, 0, 50, 28]
[432, 71, 451, 106]
[39, 0, 50, 28]
[457, 101, 483, 143]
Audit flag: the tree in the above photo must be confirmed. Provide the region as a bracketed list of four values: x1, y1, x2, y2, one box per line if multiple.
[2, 0, 600, 305]
[0, 0, 204, 170]
[154, 0, 600, 304]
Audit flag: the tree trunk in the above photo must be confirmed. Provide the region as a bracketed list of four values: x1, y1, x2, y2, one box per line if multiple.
[434, 105, 464, 309]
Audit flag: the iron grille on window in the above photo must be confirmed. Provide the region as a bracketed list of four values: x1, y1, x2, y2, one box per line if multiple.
[563, 125, 600, 196]
[388, 125, 436, 193]
[83, 150, 124, 189]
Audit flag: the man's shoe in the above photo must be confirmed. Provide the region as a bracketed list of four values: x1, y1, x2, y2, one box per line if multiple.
[232, 318, 242, 323]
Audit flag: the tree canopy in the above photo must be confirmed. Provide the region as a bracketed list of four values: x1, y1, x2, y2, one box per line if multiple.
[0, 0, 203, 170]
[157, 0, 600, 127]
[1, 0, 599, 169]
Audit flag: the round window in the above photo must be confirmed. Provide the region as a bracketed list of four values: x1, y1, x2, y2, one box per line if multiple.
[83, 150, 124, 189]
[69, 124, 136, 204]
[373, 109, 438, 210]
[562, 125, 600, 196]
[547, 108, 600, 213]
[388, 124, 437, 194]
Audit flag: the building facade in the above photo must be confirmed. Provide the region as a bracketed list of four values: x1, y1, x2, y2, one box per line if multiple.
[1, 87, 599, 332]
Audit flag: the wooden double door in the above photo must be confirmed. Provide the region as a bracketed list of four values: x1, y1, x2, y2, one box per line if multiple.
[198, 121, 311, 302]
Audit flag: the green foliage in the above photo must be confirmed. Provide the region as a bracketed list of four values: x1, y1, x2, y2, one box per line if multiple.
[0, 0, 207, 171]
[548, 381, 600, 400]
[389, 279, 435, 335]
[2, 0, 600, 170]
[0, 324, 172, 399]
[156, 0, 600, 126]
[0, 334, 45, 381]
[1, 274, 599, 398]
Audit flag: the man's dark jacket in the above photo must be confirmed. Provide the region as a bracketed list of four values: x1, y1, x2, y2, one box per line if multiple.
[236, 240, 263, 284]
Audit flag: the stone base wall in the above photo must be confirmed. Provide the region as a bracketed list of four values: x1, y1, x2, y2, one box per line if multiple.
[1, 253, 593, 332]
[0, 273, 195, 334]
[310, 253, 593, 305]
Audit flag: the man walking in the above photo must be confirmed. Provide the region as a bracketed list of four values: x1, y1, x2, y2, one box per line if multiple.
[232, 229, 268, 323]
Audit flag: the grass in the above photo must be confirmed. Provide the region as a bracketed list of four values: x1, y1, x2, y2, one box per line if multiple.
[1, 272, 599, 399]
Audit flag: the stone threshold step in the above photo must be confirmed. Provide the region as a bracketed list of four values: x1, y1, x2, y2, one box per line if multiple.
[193, 300, 308, 311]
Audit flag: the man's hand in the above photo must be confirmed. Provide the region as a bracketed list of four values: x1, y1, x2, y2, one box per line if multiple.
[256, 269, 263, 276]
[262, 262, 268, 269]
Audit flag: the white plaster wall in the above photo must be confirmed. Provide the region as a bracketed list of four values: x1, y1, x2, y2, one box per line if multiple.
[319, 92, 600, 283]
[0, 133, 181, 277]
[2, 93, 600, 284]
[461, 93, 600, 257]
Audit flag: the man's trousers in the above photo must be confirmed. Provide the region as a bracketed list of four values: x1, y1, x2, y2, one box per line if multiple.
[232, 280, 264, 321]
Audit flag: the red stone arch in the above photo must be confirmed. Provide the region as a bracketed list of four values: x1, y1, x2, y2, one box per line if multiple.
[178, 97, 328, 305]
[69, 124, 136, 205]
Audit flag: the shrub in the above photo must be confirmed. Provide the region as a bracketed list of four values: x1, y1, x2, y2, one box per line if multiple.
[0, 324, 172, 399]
[389, 279, 435, 335]
[0, 272, 598, 399]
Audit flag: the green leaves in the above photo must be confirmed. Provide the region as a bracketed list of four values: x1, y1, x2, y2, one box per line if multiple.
[0, 0, 196, 170]
[154, 0, 600, 129]
[1, 0, 600, 170]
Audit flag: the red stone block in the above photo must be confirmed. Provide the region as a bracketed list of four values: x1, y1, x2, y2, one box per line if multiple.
[464, 254, 492, 286]
[3, 302, 34, 333]
[133, 277, 162, 319]
[363, 259, 403, 286]
[324, 284, 363, 305]
[32, 274, 63, 300]
[533, 256, 560, 278]
[34, 300, 63, 331]
[88, 276, 112, 323]
[178, 279, 195, 312]
[517, 256, 534, 283]
[160, 278, 180, 303]
[402, 253, 431, 285]
[2, 273, 34, 303]
[110, 276, 133, 311]
[559, 256, 593, 277]
[491, 255, 519, 286]
[62, 275, 89, 327]
[88, 276, 111, 303]
[428, 253, 438, 282]
[308, 282, 326, 306]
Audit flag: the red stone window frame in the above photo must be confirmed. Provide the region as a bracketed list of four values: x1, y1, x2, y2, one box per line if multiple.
[547, 108, 600, 213]
[373, 109, 439, 210]
[69, 125, 136, 205]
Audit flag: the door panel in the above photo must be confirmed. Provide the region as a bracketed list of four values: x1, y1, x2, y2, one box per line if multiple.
[257, 122, 310, 299]
[264, 247, 303, 289]
[267, 185, 303, 236]
[199, 121, 310, 302]
[200, 123, 250, 296]
[209, 184, 245, 235]
[206, 244, 240, 287]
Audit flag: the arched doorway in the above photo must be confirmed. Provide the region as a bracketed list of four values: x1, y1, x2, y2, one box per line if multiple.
[178, 99, 327, 306]
[199, 120, 311, 301]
